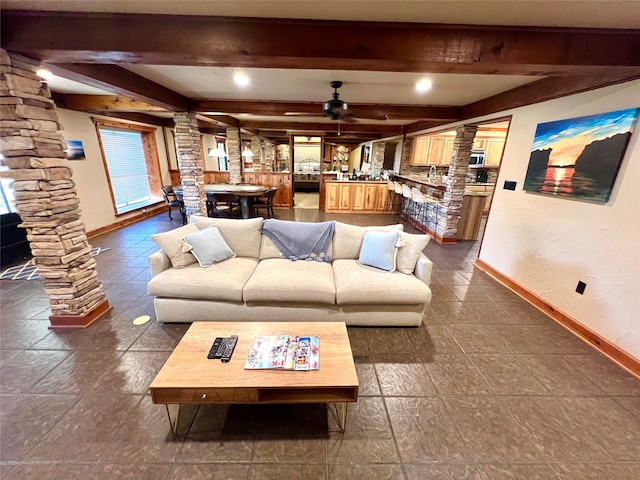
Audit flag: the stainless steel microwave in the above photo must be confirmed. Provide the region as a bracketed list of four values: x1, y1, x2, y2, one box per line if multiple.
[469, 150, 486, 168]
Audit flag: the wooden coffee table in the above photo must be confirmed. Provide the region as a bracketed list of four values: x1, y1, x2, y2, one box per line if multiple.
[150, 321, 359, 434]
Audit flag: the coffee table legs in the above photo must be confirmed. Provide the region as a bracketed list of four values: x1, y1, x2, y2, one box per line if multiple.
[327, 402, 349, 433]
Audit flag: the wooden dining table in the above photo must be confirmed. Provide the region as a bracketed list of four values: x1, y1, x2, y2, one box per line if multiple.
[174, 183, 269, 219]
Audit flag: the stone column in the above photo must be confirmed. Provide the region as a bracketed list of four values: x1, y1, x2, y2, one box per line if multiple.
[437, 125, 478, 241]
[226, 127, 241, 184]
[173, 112, 206, 218]
[398, 136, 414, 175]
[0, 50, 110, 328]
[250, 136, 262, 171]
[372, 141, 386, 176]
[262, 140, 274, 171]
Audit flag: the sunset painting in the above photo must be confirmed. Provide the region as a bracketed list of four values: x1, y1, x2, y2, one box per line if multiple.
[523, 108, 639, 203]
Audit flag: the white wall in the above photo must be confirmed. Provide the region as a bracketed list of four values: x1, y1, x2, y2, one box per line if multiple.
[479, 80, 640, 360]
[56, 109, 172, 232]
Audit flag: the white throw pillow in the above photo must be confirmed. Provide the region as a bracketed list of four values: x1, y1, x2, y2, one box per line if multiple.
[357, 230, 400, 272]
[182, 226, 236, 267]
[150, 224, 199, 268]
[396, 231, 430, 274]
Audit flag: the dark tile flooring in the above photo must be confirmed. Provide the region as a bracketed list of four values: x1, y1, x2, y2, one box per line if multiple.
[1, 208, 639, 480]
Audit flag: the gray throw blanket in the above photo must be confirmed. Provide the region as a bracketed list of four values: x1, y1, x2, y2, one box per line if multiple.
[262, 219, 335, 262]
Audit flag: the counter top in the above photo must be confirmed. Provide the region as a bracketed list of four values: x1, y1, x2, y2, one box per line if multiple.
[325, 179, 387, 184]
[465, 182, 496, 187]
[464, 191, 490, 197]
[394, 174, 447, 191]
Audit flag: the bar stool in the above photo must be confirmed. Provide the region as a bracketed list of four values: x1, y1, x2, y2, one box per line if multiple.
[392, 181, 404, 217]
[383, 179, 396, 217]
[411, 187, 431, 232]
[402, 183, 414, 220]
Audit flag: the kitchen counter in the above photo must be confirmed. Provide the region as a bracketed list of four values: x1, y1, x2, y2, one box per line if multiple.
[394, 174, 447, 191]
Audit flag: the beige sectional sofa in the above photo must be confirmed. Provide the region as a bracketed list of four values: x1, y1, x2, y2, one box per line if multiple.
[147, 216, 433, 326]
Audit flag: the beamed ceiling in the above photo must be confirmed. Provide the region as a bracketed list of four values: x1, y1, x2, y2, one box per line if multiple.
[1, 4, 640, 145]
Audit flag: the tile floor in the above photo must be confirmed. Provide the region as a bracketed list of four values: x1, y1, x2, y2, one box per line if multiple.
[1, 208, 639, 480]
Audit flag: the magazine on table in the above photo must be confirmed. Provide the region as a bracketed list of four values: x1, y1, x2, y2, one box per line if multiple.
[244, 335, 319, 370]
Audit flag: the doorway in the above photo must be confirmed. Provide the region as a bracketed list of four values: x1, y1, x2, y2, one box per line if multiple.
[292, 136, 322, 208]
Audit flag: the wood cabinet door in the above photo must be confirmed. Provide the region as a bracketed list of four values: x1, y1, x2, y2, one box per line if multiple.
[338, 183, 352, 210]
[326, 183, 341, 210]
[442, 138, 455, 165]
[410, 137, 430, 165]
[364, 184, 377, 211]
[375, 184, 388, 211]
[352, 184, 366, 210]
[427, 137, 446, 165]
[485, 138, 505, 167]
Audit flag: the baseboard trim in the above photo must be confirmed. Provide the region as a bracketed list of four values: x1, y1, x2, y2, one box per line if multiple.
[87, 204, 167, 239]
[475, 258, 640, 378]
[49, 299, 112, 329]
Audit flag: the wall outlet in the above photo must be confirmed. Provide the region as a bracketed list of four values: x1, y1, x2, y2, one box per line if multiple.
[504, 180, 517, 190]
[576, 281, 586, 294]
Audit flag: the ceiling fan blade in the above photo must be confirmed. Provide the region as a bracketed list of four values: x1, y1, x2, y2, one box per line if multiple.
[348, 110, 388, 121]
[339, 113, 357, 124]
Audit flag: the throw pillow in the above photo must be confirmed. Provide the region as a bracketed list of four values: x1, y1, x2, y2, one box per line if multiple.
[150, 224, 199, 268]
[357, 230, 400, 272]
[182, 226, 236, 267]
[396, 231, 430, 274]
[333, 222, 403, 260]
[190, 216, 263, 258]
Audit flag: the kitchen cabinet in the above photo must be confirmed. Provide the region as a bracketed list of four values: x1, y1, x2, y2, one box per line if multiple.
[457, 194, 486, 240]
[427, 136, 446, 165]
[485, 138, 505, 167]
[410, 137, 430, 165]
[473, 138, 487, 150]
[442, 138, 455, 165]
[465, 184, 494, 215]
[324, 181, 387, 214]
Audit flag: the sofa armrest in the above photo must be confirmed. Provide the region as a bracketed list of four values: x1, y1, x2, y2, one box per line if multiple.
[414, 253, 433, 286]
[149, 250, 171, 278]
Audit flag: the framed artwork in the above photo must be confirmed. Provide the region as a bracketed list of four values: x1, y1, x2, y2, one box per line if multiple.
[64, 140, 85, 160]
[523, 108, 639, 203]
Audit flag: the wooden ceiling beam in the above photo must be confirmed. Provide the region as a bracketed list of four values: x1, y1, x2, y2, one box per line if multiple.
[52, 94, 168, 112]
[463, 73, 640, 119]
[44, 63, 191, 111]
[192, 100, 462, 120]
[3, 11, 639, 76]
[241, 120, 403, 134]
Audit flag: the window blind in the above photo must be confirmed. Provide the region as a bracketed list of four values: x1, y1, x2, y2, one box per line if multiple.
[99, 128, 152, 214]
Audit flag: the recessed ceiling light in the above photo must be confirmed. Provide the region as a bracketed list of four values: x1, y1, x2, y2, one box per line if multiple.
[233, 72, 250, 87]
[415, 78, 433, 93]
[36, 69, 53, 81]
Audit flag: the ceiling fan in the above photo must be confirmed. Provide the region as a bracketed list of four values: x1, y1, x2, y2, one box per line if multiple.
[285, 81, 388, 123]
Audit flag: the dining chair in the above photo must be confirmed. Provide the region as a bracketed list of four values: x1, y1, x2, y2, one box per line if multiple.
[172, 190, 187, 225]
[206, 192, 241, 218]
[161, 185, 186, 223]
[253, 187, 278, 218]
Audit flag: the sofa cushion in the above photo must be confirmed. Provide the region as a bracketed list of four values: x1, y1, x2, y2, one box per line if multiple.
[190, 216, 263, 258]
[396, 231, 430, 274]
[182, 226, 236, 267]
[333, 259, 431, 305]
[148, 257, 258, 302]
[358, 230, 400, 272]
[243, 258, 336, 304]
[333, 222, 403, 260]
[150, 224, 199, 268]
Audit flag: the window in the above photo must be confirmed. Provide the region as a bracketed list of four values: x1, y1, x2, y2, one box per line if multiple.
[94, 120, 162, 215]
[0, 177, 16, 215]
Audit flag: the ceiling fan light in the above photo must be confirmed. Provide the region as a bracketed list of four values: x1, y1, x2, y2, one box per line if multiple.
[415, 78, 433, 93]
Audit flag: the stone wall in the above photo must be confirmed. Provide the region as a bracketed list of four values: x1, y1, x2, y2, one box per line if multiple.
[262, 139, 274, 171]
[173, 112, 206, 217]
[0, 50, 108, 323]
[250, 136, 262, 171]
[226, 127, 241, 184]
[372, 141, 386, 176]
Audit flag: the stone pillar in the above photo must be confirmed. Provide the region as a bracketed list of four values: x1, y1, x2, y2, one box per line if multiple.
[173, 112, 206, 218]
[371, 141, 386, 176]
[0, 50, 110, 328]
[398, 136, 414, 175]
[262, 140, 274, 172]
[437, 125, 477, 241]
[250, 136, 262, 171]
[226, 127, 241, 184]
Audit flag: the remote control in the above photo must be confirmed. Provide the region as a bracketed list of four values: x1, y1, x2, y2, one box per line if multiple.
[207, 337, 224, 359]
[213, 337, 229, 359]
[220, 335, 238, 363]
